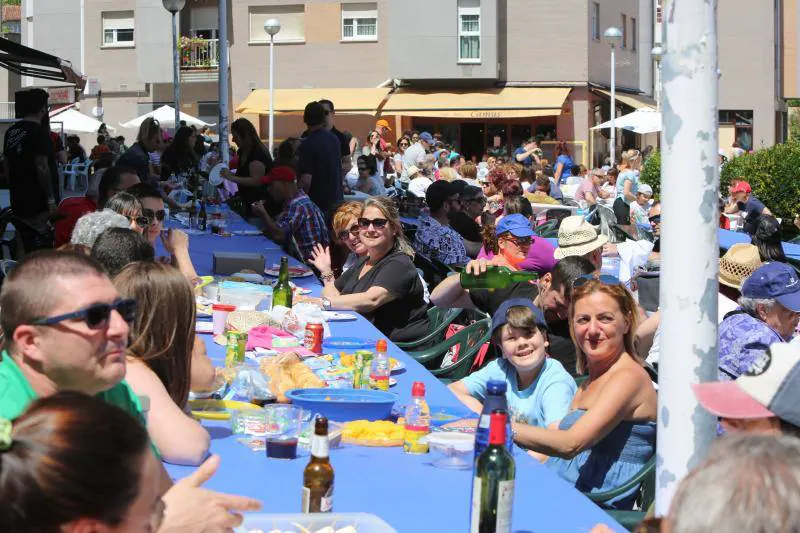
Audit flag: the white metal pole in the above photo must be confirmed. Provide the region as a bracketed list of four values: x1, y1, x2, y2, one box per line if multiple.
[609, 45, 616, 164]
[268, 34, 275, 157]
[172, 11, 181, 129]
[655, 61, 662, 112]
[218, 0, 229, 164]
[656, 0, 718, 515]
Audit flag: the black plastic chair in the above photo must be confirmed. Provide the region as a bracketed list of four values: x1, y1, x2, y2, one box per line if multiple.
[413, 252, 451, 289]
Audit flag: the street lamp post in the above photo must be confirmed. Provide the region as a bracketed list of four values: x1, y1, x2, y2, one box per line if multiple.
[162, 0, 186, 129]
[604, 26, 623, 164]
[651, 45, 664, 112]
[263, 19, 281, 156]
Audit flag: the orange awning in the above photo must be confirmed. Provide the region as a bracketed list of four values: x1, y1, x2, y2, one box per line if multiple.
[595, 89, 655, 110]
[235, 88, 391, 115]
[379, 87, 571, 118]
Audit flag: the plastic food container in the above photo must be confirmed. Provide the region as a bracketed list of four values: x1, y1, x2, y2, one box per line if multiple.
[285, 388, 397, 422]
[427, 432, 475, 470]
[236, 512, 397, 533]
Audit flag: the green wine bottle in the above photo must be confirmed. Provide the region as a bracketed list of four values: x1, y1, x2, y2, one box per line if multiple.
[460, 266, 538, 289]
[470, 410, 516, 533]
[272, 256, 293, 309]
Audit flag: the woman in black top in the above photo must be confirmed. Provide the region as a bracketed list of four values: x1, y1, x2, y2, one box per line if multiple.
[116, 117, 162, 183]
[221, 118, 273, 213]
[160, 126, 199, 179]
[316, 196, 430, 342]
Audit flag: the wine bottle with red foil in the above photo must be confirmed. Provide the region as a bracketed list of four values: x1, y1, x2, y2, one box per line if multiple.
[470, 410, 516, 533]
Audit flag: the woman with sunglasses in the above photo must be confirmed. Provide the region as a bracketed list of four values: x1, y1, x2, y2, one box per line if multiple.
[394, 136, 410, 176]
[311, 197, 430, 342]
[511, 275, 656, 509]
[105, 192, 148, 235]
[113, 261, 211, 466]
[127, 183, 200, 285]
[310, 202, 367, 277]
[0, 392, 166, 532]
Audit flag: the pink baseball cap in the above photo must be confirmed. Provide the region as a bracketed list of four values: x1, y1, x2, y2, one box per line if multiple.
[692, 343, 800, 424]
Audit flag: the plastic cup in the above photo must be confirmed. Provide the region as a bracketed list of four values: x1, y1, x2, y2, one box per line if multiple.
[263, 405, 311, 460]
[212, 303, 236, 336]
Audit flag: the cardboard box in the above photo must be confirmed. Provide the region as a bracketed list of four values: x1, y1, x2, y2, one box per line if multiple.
[212, 252, 265, 275]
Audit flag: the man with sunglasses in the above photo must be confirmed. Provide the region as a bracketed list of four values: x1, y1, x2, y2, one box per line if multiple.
[412, 180, 469, 266]
[0, 251, 262, 531]
[448, 185, 485, 256]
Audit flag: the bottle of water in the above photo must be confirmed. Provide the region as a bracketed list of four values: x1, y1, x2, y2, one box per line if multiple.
[474, 380, 513, 459]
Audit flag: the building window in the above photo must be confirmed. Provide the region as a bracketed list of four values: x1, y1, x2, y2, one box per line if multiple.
[249, 5, 305, 43]
[102, 11, 134, 47]
[341, 3, 378, 41]
[591, 2, 600, 41]
[458, 0, 480, 63]
[719, 110, 753, 151]
[621, 14, 627, 48]
[631, 17, 636, 51]
[198, 102, 220, 126]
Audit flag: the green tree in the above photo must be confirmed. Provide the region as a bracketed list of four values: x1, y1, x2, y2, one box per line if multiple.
[640, 150, 661, 198]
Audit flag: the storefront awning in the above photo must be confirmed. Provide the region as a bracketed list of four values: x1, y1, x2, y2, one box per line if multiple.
[0, 38, 85, 88]
[594, 89, 655, 110]
[379, 87, 571, 119]
[235, 88, 392, 115]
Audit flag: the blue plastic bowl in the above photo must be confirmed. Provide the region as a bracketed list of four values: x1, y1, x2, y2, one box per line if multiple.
[321, 337, 374, 353]
[285, 388, 397, 422]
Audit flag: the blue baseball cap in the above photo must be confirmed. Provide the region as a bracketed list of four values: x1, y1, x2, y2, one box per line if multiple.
[495, 214, 535, 238]
[491, 298, 547, 335]
[742, 262, 800, 312]
[419, 132, 435, 144]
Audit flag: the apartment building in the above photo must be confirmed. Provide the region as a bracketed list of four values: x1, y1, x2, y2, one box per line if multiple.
[15, 0, 787, 161]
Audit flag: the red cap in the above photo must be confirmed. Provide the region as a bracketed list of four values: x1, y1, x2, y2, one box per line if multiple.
[212, 304, 237, 312]
[489, 411, 508, 445]
[731, 181, 752, 194]
[260, 166, 296, 185]
[376, 339, 388, 352]
[411, 381, 425, 397]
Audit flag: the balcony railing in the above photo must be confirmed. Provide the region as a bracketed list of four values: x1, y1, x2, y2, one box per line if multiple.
[180, 38, 218, 70]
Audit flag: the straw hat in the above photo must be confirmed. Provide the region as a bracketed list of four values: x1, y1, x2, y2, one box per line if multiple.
[553, 216, 608, 259]
[719, 243, 763, 289]
[406, 165, 421, 178]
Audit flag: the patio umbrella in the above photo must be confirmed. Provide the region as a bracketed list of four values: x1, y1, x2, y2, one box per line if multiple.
[50, 108, 116, 135]
[591, 108, 662, 135]
[119, 105, 216, 129]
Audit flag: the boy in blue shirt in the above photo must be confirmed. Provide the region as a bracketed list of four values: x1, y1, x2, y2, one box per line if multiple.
[449, 298, 576, 429]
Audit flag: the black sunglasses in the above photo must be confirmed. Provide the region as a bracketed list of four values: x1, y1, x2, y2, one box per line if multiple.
[573, 274, 621, 288]
[143, 209, 166, 222]
[337, 224, 360, 241]
[358, 217, 389, 229]
[127, 215, 150, 227]
[649, 214, 661, 224]
[32, 298, 137, 329]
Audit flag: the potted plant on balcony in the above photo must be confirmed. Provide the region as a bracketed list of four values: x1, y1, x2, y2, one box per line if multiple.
[179, 36, 207, 68]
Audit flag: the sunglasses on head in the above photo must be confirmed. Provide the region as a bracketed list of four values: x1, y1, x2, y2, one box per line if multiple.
[573, 274, 621, 288]
[337, 224, 360, 241]
[142, 209, 166, 222]
[649, 214, 661, 224]
[358, 217, 389, 229]
[31, 298, 137, 329]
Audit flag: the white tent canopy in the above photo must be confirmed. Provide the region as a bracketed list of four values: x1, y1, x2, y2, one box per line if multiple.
[592, 108, 662, 134]
[119, 105, 216, 129]
[50, 108, 116, 135]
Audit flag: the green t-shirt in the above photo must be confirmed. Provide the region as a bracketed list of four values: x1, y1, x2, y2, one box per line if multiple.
[0, 350, 146, 426]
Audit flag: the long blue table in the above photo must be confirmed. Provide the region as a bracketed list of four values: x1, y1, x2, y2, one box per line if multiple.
[163, 213, 625, 532]
[718, 228, 800, 261]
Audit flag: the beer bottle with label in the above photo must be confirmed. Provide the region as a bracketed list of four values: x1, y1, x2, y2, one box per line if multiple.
[470, 410, 516, 533]
[272, 256, 293, 308]
[460, 266, 538, 290]
[302, 416, 334, 513]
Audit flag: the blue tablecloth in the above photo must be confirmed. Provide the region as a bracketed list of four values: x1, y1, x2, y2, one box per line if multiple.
[163, 213, 624, 532]
[718, 228, 800, 261]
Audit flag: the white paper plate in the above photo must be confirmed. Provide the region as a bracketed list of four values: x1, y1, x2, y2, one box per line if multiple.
[195, 321, 214, 334]
[264, 265, 314, 278]
[322, 311, 358, 322]
[209, 163, 227, 186]
[231, 230, 263, 236]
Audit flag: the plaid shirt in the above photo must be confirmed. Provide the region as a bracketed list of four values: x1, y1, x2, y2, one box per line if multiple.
[277, 190, 329, 258]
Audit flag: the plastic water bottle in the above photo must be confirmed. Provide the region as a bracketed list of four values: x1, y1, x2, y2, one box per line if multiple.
[474, 380, 513, 459]
[403, 381, 430, 454]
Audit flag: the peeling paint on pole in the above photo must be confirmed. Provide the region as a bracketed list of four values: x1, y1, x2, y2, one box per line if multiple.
[218, 0, 230, 164]
[655, 0, 719, 515]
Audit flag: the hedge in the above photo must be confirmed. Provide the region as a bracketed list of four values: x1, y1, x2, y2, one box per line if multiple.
[638, 143, 800, 232]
